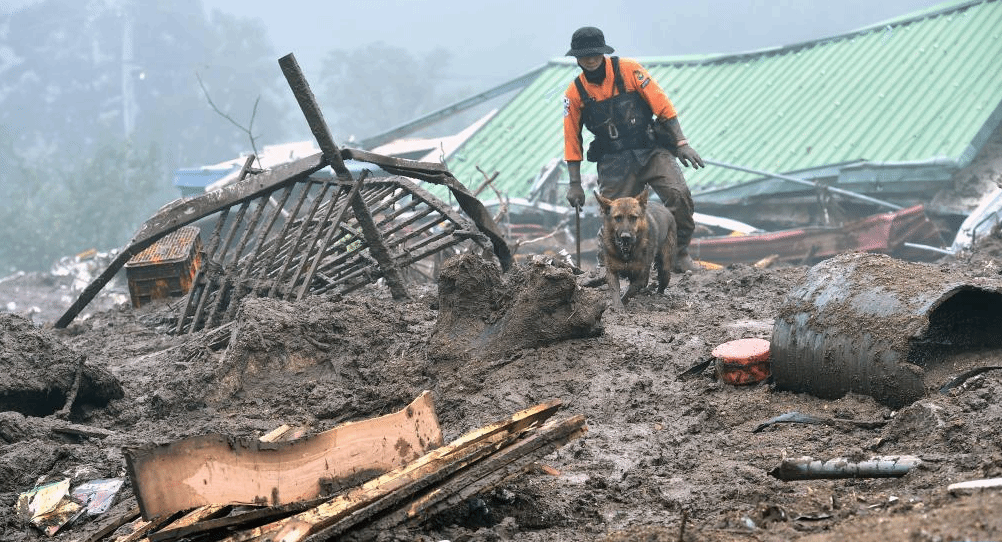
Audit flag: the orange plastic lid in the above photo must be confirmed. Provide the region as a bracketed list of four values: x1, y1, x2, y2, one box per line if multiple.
[711, 338, 771, 364]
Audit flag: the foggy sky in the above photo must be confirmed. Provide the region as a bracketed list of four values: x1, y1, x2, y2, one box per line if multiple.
[0, 0, 951, 89]
[198, 0, 949, 88]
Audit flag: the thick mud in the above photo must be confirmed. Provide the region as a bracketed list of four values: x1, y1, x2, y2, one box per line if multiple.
[1, 239, 1002, 541]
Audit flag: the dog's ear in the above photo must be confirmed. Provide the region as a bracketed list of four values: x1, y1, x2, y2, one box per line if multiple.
[594, 190, 611, 214]
[636, 187, 649, 208]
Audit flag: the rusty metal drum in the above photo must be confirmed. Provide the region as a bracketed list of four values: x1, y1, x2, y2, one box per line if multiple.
[770, 252, 1002, 408]
[712, 338, 771, 385]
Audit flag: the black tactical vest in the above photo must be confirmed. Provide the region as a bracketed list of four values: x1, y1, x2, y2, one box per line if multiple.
[574, 57, 656, 162]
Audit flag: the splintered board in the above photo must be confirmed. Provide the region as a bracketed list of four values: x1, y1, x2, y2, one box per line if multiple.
[125, 391, 442, 519]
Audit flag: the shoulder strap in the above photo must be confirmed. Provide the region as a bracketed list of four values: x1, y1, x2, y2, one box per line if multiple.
[611, 56, 626, 95]
[573, 76, 592, 103]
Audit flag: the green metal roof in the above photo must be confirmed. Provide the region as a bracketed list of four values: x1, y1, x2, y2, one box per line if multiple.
[444, 0, 1002, 205]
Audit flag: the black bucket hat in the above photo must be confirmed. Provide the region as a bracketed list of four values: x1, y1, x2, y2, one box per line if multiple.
[566, 26, 614, 57]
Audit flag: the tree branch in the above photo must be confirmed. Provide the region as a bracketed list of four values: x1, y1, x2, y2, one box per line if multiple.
[196, 72, 262, 168]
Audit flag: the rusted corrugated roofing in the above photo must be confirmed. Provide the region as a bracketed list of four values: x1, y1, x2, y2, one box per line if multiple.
[444, 0, 1002, 205]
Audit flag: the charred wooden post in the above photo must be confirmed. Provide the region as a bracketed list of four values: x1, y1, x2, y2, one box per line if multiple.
[278, 52, 409, 299]
[350, 186, 410, 300]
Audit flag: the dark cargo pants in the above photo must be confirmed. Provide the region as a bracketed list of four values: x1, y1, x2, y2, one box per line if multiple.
[596, 148, 696, 252]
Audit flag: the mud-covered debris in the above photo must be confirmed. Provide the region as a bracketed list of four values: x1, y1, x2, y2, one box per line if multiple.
[430, 253, 605, 361]
[71, 479, 124, 516]
[16, 478, 85, 536]
[752, 411, 888, 433]
[772, 252, 1002, 408]
[0, 314, 123, 417]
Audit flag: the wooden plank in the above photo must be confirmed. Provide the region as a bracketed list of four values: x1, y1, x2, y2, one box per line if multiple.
[111, 513, 178, 542]
[50, 422, 116, 439]
[223, 400, 564, 542]
[147, 498, 326, 542]
[259, 424, 293, 443]
[82, 506, 141, 542]
[149, 504, 228, 531]
[134, 505, 230, 542]
[395, 416, 585, 529]
[124, 391, 442, 520]
[312, 415, 588, 540]
[138, 422, 298, 542]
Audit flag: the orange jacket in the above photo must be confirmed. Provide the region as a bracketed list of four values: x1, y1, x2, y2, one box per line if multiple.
[563, 57, 678, 162]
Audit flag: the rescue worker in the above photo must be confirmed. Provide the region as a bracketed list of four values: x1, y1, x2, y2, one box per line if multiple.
[563, 26, 704, 272]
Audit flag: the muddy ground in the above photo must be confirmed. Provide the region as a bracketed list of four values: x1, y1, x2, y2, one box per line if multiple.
[1, 234, 1002, 542]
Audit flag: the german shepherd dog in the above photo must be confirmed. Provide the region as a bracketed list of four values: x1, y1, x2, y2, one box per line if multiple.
[595, 188, 677, 309]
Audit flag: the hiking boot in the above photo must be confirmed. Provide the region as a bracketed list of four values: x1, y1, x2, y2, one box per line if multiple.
[674, 252, 701, 273]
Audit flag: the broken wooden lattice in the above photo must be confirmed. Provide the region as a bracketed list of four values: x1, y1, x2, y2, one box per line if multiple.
[55, 53, 511, 332]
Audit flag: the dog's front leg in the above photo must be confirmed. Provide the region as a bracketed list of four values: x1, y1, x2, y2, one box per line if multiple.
[621, 269, 649, 305]
[606, 270, 625, 310]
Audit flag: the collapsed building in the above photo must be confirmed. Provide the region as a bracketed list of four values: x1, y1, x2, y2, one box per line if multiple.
[172, 1, 1002, 270]
[437, 0, 1002, 265]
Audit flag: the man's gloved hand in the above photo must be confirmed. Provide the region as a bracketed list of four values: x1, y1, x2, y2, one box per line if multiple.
[676, 143, 705, 169]
[659, 116, 705, 169]
[567, 183, 585, 208]
[566, 160, 585, 209]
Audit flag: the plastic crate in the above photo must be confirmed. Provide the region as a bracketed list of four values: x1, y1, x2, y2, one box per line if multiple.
[125, 226, 203, 308]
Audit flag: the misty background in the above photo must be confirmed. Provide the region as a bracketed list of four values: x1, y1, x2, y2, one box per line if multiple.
[0, 0, 945, 272]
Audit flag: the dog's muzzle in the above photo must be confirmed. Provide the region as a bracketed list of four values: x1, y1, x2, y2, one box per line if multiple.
[615, 232, 635, 256]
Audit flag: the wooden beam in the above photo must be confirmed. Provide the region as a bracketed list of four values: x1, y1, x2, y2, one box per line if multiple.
[279, 53, 410, 298]
[137, 421, 300, 542]
[147, 498, 326, 542]
[81, 506, 141, 542]
[313, 415, 587, 540]
[220, 399, 563, 542]
[125, 391, 442, 520]
[110, 513, 180, 542]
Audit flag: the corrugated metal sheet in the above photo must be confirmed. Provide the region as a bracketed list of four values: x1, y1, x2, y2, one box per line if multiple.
[445, 0, 1002, 203]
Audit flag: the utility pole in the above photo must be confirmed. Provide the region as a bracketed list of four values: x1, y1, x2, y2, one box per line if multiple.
[121, 9, 135, 138]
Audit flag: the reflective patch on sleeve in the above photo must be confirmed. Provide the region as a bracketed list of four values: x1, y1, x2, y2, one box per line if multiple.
[641, 78, 651, 89]
[563, 96, 570, 117]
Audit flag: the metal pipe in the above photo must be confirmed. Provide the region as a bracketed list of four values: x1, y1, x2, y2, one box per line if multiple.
[903, 242, 954, 256]
[771, 455, 922, 481]
[704, 158, 903, 211]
